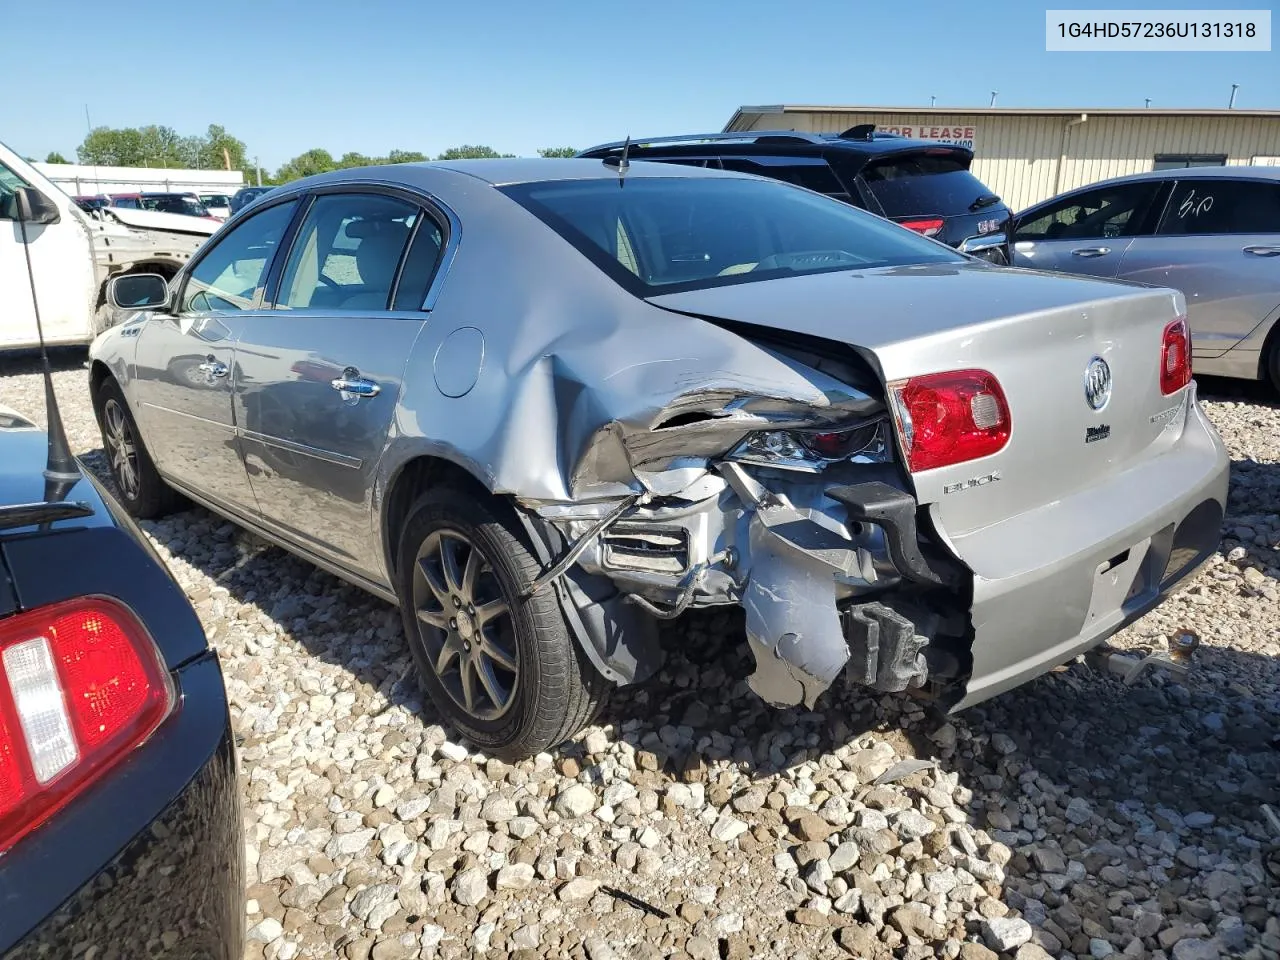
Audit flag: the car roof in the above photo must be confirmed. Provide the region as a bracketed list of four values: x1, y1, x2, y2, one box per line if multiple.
[281, 157, 745, 194]
[579, 130, 973, 158]
[1034, 165, 1280, 204]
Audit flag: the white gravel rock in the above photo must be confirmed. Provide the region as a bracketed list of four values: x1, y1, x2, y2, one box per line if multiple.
[982, 916, 1033, 951]
[247, 918, 284, 943]
[710, 814, 748, 843]
[554, 783, 596, 819]
[495, 863, 536, 890]
[452, 868, 489, 906]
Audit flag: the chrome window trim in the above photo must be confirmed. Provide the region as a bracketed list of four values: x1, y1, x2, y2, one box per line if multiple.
[257, 178, 461, 314]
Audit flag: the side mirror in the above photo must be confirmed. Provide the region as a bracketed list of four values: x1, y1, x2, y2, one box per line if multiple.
[1, 187, 61, 225]
[108, 273, 171, 310]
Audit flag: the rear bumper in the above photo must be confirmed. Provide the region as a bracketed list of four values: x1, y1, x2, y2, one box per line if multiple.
[0, 653, 243, 960]
[949, 385, 1229, 709]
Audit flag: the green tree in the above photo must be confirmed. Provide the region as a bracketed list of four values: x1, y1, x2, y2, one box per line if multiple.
[274, 148, 337, 183]
[387, 149, 428, 163]
[435, 145, 514, 160]
[136, 125, 187, 167]
[76, 123, 249, 170]
[197, 124, 248, 170]
[338, 151, 376, 168]
[537, 147, 578, 158]
[44, 151, 69, 164]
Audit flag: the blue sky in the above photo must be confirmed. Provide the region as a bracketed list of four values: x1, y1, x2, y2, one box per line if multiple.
[2, 0, 1275, 171]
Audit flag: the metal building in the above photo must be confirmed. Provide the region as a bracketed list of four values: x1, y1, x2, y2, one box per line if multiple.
[723, 105, 1280, 211]
[30, 161, 244, 198]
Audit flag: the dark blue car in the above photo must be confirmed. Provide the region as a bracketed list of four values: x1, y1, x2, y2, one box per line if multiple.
[0, 404, 242, 959]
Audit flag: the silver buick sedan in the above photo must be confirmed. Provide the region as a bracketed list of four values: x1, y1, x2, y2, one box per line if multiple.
[90, 158, 1228, 760]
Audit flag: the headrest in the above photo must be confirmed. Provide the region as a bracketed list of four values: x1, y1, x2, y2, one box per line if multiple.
[344, 217, 411, 240]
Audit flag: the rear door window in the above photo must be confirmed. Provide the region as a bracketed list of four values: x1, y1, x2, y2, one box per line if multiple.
[1156, 179, 1280, 235]
[275, 193, 420, 310]
[859, 152, 996, 217]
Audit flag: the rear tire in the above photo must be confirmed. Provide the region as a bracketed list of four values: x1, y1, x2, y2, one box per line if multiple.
[93, 378, 183, 519]
[1267, 336, 1280, 395]
[396, 486, 609, 761]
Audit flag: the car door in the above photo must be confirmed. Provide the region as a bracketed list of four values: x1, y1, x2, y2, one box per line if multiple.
[1010, 180, 1165, 278]
[130, 197, 299, 510]
[233, 188, 445, 580]
[0, 160, 96, 348]
[1115, 177, 1280, 358]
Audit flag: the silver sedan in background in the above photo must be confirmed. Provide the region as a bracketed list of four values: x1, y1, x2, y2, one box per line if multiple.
[1010, 166, 1280, 391]
[89, 158, 1227, 759]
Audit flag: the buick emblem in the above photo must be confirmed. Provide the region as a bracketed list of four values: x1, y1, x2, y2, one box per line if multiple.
[1084, 356, 1112, 411]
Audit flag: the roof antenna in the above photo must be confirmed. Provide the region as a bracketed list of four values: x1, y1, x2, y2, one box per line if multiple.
[602, 136, 631, 176]
[12, 187, 81, 503]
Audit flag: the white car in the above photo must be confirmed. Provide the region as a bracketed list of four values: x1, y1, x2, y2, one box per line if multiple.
[0, 139, 214, 351]
[199, 194, 233, 220]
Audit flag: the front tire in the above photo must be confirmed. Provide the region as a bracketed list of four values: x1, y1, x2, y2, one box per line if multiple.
[396, 487, 608, 761]
[93, 378, 183, 519]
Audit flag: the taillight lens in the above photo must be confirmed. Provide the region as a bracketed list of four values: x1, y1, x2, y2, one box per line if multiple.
[1160, 317, 1192, 395]
[897, 217, 945, 238]
[889, 369, 1012, 472]
[0, 598, 172, 853]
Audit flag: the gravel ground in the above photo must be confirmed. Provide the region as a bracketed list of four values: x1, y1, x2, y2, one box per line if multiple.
[2, 354, 1277, 960]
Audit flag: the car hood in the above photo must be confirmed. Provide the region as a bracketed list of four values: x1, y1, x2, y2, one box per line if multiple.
[646, 261, 1156, 356]
[103, 205, 219, 236]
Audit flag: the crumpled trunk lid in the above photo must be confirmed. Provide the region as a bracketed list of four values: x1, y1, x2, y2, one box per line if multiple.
[648, 263, 1190, 541]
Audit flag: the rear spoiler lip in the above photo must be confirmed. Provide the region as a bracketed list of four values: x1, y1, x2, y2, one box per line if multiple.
[0, 501, 96, 532]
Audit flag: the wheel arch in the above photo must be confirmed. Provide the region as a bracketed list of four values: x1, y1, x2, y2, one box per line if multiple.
[1256, 309, 1280, 388]
[377, 449, 656, 688]
[88, 358, 118, 413]
[380, 450, 503, 588]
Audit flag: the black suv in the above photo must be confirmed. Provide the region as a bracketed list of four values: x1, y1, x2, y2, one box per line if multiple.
[578, 128, 1012, 263]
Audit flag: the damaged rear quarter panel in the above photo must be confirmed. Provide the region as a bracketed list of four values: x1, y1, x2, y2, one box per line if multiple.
[375, 171, 904, 695]
[383, 177, 884, 507]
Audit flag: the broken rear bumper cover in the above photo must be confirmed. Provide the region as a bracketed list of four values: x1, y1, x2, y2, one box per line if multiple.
[517, 388, 1228, 712]
[948, 386, 1228, 709]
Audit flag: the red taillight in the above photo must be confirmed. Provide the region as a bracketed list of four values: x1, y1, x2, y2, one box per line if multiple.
[0, 598, 172, 853]
[1160, 317, 1192, 395]
[897, 217, 945, 238]
[889, 369, 1012, 472]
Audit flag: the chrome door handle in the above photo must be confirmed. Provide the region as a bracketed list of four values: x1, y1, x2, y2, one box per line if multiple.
[1243, 245, 1280, 257]
[330, 367, 381, 400]
[1071, 247, 1111, 258]
[196, 358, 228, 380]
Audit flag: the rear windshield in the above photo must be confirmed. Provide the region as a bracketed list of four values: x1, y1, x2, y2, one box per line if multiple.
[502, 176, 963, 295]
[861, 152, 1000, 218]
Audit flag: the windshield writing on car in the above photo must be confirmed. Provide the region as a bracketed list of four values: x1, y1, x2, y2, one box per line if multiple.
[503, 176, 962, 295]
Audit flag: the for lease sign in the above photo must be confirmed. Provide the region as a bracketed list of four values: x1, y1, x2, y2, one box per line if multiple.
[879, 122, 977, 150]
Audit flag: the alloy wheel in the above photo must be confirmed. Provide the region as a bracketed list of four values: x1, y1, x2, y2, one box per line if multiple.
[102, 398, 140, 501]
[411, 529, 519, 721]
